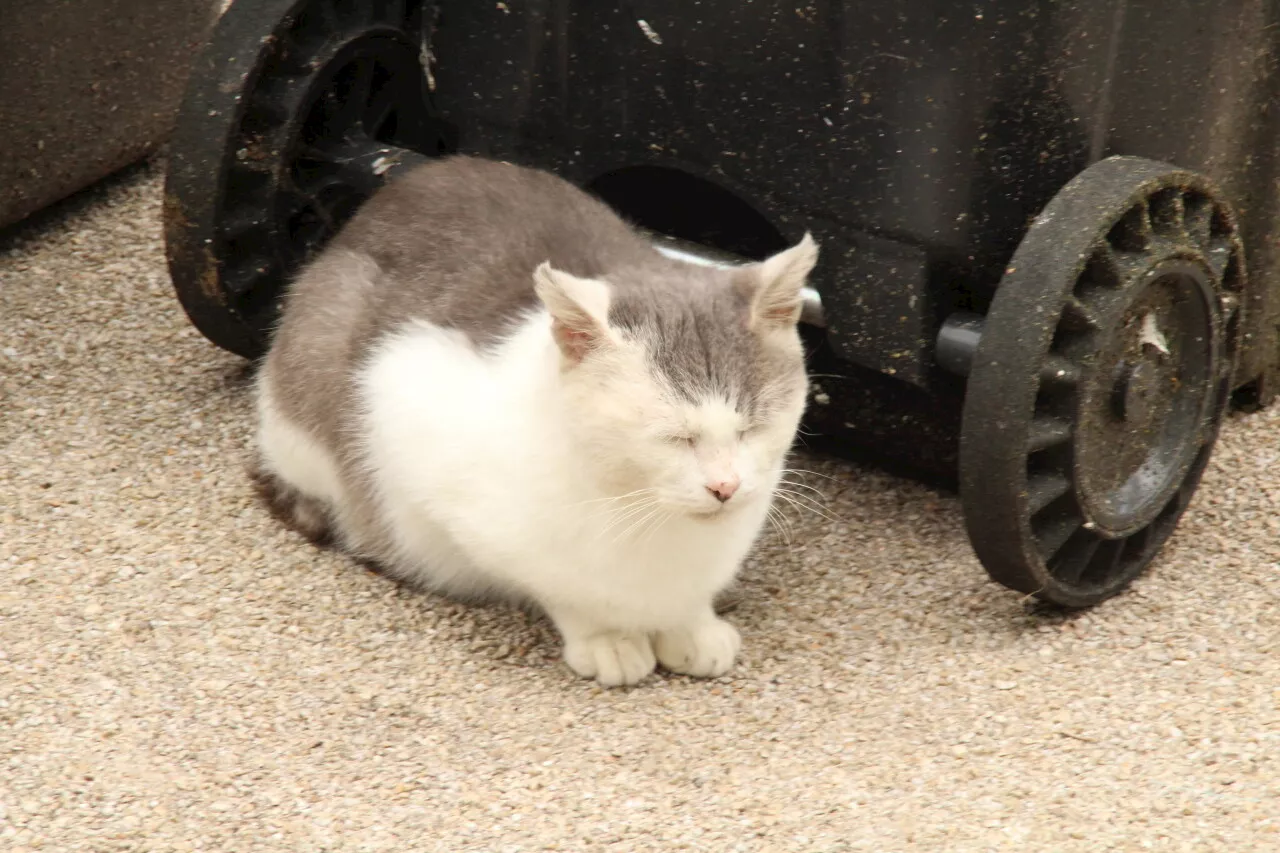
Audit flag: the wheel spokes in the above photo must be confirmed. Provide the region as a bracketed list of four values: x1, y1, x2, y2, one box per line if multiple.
[1122, 525, 1153, 561]
[1027, 417, 1072, 452]
[1051, 533, 1102, 587]
[1080, 540, 1125, 587]
[1083, 245, 1125, 289]
[1026, 473, 1071, 515]
[1205, 239, 1231, 276]
[1108, 200, 1153, 252]
[1148, 188, 1188, 241]
[291, 146, 348, 194]
[329, 56, 377, 135]
[1039, 355, 1081, 386]
[363, 70, 401, 136]
[1183, 192, 1214, 249]
[1221, 247, 1244, 292]
[219, 207, 265, 246]
[1060, 295, 1101, 333]
[220, 252, 276, 297]
[1220, 291, 1241, 328]
[1034, 514, 1082, 560]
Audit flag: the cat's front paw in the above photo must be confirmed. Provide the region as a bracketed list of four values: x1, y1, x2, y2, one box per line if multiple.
[562, 631, 656, 687]
[655, 617, 741, 678]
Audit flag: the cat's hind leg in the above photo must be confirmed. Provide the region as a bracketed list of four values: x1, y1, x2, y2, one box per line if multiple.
[252, 378, 347, 545]
[247, 462, 333, 545]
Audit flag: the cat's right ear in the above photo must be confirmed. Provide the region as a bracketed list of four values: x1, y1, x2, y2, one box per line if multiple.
[533, 262, 616, 364]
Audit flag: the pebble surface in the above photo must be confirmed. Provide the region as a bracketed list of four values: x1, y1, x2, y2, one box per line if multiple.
[2, 160, 1279, 852]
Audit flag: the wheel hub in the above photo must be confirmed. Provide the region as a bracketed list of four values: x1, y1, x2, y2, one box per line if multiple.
[1075, 260, 1218, 538]
[1113, 358, 1160, 422]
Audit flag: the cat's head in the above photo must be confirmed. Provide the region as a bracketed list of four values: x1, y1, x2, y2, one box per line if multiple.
[533, 234, 818, 517]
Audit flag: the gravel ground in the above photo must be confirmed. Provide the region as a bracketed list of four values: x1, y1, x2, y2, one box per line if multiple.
[2, 159, 1279, 853]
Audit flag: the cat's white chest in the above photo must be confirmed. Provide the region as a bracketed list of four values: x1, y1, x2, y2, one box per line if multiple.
[504, 499, 761, 630]
[356, 318, 767, 627]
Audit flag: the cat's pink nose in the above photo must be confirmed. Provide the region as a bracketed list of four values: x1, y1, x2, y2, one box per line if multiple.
[706, 477, 740, 503]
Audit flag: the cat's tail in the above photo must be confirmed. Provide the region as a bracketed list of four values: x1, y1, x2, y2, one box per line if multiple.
[247, 460, 335, 548]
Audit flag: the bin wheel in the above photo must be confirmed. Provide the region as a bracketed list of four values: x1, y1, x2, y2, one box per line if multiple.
[959, 156, 1245, 607]
[164, 0, 451, 359]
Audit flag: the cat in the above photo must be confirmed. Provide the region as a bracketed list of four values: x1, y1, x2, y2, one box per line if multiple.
[252, 155, 818, 686]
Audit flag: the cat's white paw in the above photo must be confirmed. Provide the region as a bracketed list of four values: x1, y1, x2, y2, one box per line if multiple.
[562, 631, 657, 687]
[655, 617, 741, 678]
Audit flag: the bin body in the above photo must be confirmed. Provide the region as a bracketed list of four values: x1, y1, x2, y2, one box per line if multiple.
[419, 0, 1280, 475]
[0, 0, 218, 229]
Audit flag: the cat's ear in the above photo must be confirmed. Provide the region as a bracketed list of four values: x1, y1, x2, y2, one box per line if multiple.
[533, 262, 615, 364]
[744, 233, 819, 329]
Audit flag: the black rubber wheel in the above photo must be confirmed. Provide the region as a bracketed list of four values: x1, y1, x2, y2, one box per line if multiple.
[164, 0, 452, 359]
[960, 156, 1245, 607]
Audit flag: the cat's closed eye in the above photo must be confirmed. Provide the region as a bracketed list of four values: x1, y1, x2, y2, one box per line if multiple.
[662, 428, 752, 445]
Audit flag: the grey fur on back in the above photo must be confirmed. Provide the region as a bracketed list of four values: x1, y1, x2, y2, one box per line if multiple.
[266, 156, 793, 439]
[264, 156, 647, 451]
[328, 155, 661, 350]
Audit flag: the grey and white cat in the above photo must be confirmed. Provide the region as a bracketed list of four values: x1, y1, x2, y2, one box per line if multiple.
[253, 155, 818, 686]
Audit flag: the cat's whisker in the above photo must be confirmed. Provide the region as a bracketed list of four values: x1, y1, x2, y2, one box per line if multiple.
[773, 485, 833, 510]
[584, 497, 656, 527]
[766, 505, 794, 544]
[637, 507, 674, 548]
[593, 492, 657, 527]
[772, 493, 819, 524]
[775, 507, 796, 544]
[573, 490, 659, 524]
[774, 483, 831, 509]
[777, 477, 827, 499]
[597, 497, 660, 538]
[570, 487, 657, 509]
[772, 488, 839, 523]
[778, 502, 838, 526]
[614, 500, 661, 534]
[614, 504, 664, 545]
[780, 467, 840, 482]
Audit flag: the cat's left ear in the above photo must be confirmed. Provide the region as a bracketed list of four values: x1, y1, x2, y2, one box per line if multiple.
[743, 233, 819, 329]
[533, 262, 616, 364]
